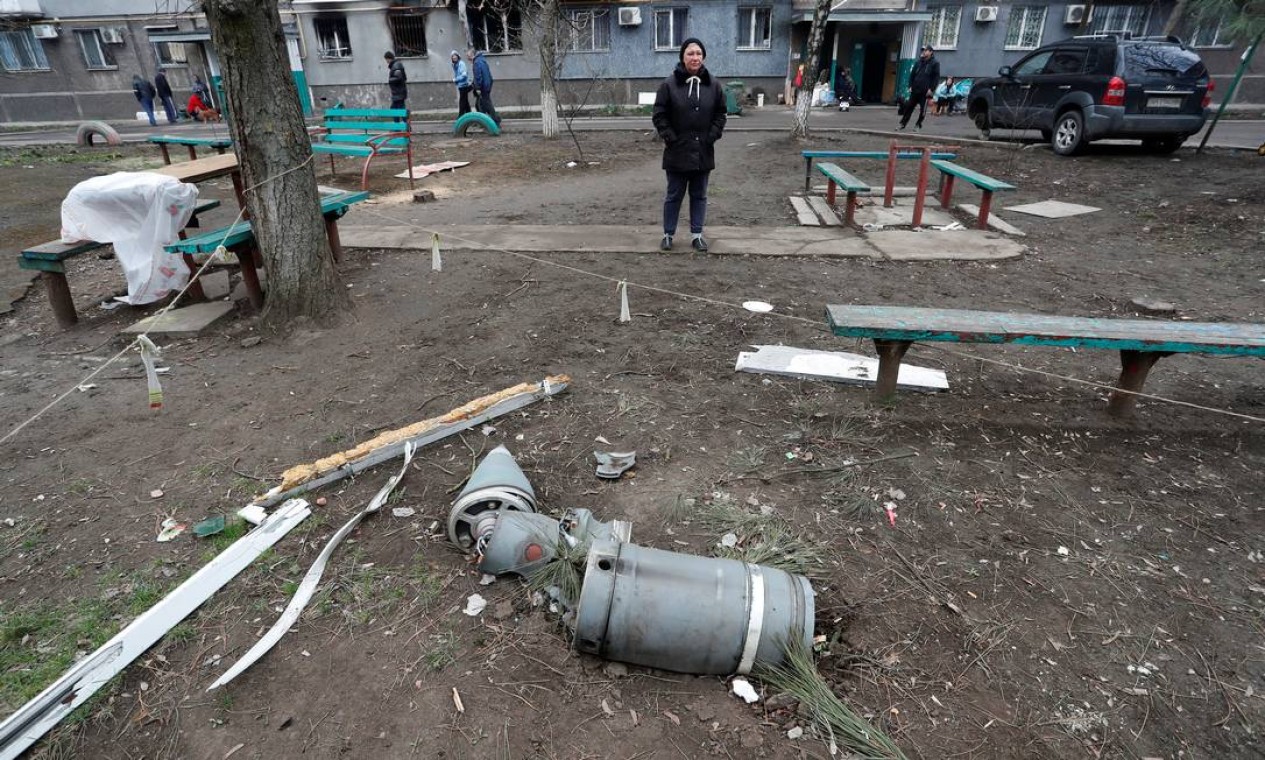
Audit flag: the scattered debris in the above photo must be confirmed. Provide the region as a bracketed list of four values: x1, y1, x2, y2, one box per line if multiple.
[156, 518, 186, 542]
[742, 301, 774, 313]
[192, 515, 226, 538]
[1131, 297, 1177, 315]
[150, 489, 164, 499]
[479, 573, 497, 586]
[731, 678, 760, 704]
[240, 336, 263, 348]
[464, 593, 487, 616]
[451, 687, 465, 713]
[1057, 546, 1070, 556]
[736, 345, 948, 392]
[391, 507, 416, 518]
[594, 450, 636, 479]
[393, 160, 470, 179]
[787, 726, 804, 740]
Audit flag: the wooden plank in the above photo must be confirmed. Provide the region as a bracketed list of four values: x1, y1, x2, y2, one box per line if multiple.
[21, 240, 104, 260]
[17, 257, 67, 273]
[151, 152, 238, 183]
[149, 135, 232, 148]
[326, 108, 409, 118]
[824, 305, 1265, 355]
[816, 162, 869, 192]
[323, 120, 410, 133]
[806, 196, 843, 226]
[804, 151, 957, 160]
[168, 193, 370, 254]
[930, 160, 1015, 191]
[788, 196, 819, 226]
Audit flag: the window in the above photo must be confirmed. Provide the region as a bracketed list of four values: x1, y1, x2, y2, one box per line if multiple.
[923, 6, 961, 50]
[148, 26, 188, 66]
[77, 29, 117, 70]
[1005, 6, 1047, 50]
[389, 9, 428, 57]
[566, 8, 610, 52]
[0, 29, 50, 72]
[1189, 19, 1232, 48]
[737, 7, 772, 50]
[314, 17, 352, 59]
[1042, 48, 1086, 74]
[469, 5, 522, 53]
[654, 8, 687, 50]
[1013, 50, 1051, 76]
[1090, 5, 1150, 36]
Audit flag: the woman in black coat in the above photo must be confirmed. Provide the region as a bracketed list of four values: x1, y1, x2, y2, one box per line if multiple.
[652, 38, 726, 252]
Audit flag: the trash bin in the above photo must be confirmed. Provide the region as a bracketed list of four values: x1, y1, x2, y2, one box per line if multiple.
[723, 80, 744, 116]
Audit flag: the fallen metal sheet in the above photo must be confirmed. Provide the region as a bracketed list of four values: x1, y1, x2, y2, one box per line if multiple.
[209, 446, 415, 690]
[594, 450, 636, 479]
[251, 375, 570, 509]
[1003, 200, 1101, 219]
[735, 344, 948, 392]
[0, 499, 311, 760]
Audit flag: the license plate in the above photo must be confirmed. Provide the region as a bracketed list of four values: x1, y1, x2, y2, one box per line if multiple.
[1148, 96, 1183, 109]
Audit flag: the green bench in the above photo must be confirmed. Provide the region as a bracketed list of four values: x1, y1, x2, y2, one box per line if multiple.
[165, 190, 369, 310]
[310, 108, 414, 191]
[19, 198, 221, 328]
[148, 135, 233, 165]
[802, 150, 956, 192]
[815, 162, 870, 226]
[825, 304, 1265, 416]
[929, 160, 1015, 229]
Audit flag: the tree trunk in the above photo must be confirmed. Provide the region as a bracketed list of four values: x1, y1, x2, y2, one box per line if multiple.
[202, 0, 350, 328]
[539, 0, 561, 138]
[457, 0, 472, 49]
[791, 0, 832, 140]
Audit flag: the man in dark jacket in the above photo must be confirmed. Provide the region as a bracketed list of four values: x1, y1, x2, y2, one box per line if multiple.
[468, 49, 500, 127]
[385, 51, 407, 115]
[899, 45, 941, 130]
[154, 71, 178, 124]
[132, 75, 157, 126]
[651, 37, 726, 252]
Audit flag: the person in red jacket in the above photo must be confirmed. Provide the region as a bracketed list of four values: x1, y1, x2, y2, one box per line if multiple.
[187, 93, 220, 123]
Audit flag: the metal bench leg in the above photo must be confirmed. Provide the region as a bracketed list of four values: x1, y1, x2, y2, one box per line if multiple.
[405, 141, 415, 190]
[825, 180, 837, 207]
[1108, 350, 1168, 416]
[43, 272, 78, 328]
[912, 151, 931, 228]
[235, 245, 265, 310]
[360, 153, 373, 191]
[325, 216, 343, 264]
[804, 158, 813, 193]
[873, 339, 912, 401]
[940, 175, 956, 209]
[845, 191, 858, 226]
[158, 144, 172, 165]
[185, 145, 198, 162]
[977, 190, 993, 229]
[176, 228, 207, 302]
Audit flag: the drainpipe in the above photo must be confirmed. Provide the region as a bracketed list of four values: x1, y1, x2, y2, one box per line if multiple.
[1196, 33, 1261, 154]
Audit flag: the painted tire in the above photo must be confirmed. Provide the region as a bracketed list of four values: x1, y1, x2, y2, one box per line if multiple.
[453, 112, 500, 137]
[75, 121, 122, 147]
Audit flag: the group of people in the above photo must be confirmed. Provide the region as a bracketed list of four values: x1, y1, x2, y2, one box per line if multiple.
[131, 73, 219, 126]
[898, 45, 962, 130]
[381, 48, 501, 128]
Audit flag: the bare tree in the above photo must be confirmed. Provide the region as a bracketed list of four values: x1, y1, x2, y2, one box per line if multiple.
[791, 0, 832, 140]
[201, 0, 351, 327]
[537, 0, 562, 138]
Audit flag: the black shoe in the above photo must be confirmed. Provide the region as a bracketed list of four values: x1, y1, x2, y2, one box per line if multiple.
[691, 236, 708, 252]
[660, 234, 673, 251]
[897, 124, 906, 131]
[915, 123, 923, 131]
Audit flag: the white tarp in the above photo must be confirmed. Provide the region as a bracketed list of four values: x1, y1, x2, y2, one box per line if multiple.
[60, 172, 200, 305]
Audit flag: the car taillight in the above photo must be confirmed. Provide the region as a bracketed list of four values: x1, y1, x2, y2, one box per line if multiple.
[1202, 78, 1215, 108]
[1103, 76, 1126, 106]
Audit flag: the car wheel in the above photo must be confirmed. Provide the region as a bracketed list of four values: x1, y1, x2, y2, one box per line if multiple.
[973, 108, 991, 140]
[1141, 136, 1184, 154]
[1052, 110, 1086, 156]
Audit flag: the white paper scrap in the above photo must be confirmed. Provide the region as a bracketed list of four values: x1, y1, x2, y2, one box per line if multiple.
[735, 345, 948, 392]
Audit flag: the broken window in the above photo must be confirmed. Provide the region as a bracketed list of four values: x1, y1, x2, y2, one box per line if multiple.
[314, 16, 352, 60]
[148, 26, 187, 66]
[389, 8, 428, 58]
[469, 3, 522, 53]
[566, 8, 610, 53]
[77, 29, 117, 70]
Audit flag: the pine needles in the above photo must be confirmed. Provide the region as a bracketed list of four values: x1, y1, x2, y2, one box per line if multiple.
[524, 536, 587, 607]
[755, 640, 908, 760]
[698, 493, 827, 579]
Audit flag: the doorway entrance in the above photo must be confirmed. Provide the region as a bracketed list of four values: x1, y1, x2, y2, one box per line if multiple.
[861, 42, 888, 103]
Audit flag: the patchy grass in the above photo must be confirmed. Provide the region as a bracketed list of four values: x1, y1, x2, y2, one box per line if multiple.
[696, 492, 827, 578]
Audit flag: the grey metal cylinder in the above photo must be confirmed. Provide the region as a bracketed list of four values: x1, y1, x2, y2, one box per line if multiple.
[573, 539, 814, 675]
[447, 445, 537, 550]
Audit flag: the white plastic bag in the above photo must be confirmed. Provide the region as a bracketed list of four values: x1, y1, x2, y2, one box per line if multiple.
[61, 172, 200, 305]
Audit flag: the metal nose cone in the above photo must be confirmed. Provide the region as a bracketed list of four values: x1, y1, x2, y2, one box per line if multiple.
[458, 444, 535, 502]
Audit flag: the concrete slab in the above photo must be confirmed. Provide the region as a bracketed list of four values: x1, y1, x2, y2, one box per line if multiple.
[196, 271, 232, 300]
[123, 301, 235, 336]
[1004, 200, 1101, 218]
[853, 202, 955, 229]
[788, 196, 819, 226]
[806, 196, 842, 226]
[342, 224, 879, 258]
[867, 229, 1025, 261]
[958, 204, 1026, 236]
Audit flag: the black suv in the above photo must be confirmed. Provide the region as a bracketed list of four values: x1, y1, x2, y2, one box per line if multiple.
[967, 34, 1212, 155]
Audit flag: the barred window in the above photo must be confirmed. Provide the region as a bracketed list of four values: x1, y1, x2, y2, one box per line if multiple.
[77, 29, 117, 70]
[923, 6, 961, 50]
[0, 29, 50, 71]
[1005, 6, 1047, 50]
[315, 17, 352, 60]
[1189, 18, 1232, 47]
[737, 7, 772, 50]
[469, 5, 522, 53]
[1089, 5, 1150, 36]
[654, 8, 687, 50]
[389, 9, 428, 58]
[567, 8, 610, 52]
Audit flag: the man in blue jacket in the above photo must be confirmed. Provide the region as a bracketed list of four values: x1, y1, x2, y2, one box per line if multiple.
[468, 48, 501, 127]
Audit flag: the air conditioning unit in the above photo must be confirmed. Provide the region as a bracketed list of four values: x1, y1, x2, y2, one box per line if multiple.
[99, 26, 124, 44]
[30, 23, 58, 39]
[974, 6, 998, 22]
[617, 7, 641, 26]
[1064, 5, 1088, 24]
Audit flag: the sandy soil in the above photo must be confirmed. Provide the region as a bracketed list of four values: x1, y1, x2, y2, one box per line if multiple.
[0, 131, 1262, 760]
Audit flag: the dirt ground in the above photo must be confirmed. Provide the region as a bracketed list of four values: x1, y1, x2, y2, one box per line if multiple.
[0, 128, 1262, 760]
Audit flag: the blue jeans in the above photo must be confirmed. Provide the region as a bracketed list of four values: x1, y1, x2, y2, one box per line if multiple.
[139, 96, 157, 126]
[663, 170, 710, 235]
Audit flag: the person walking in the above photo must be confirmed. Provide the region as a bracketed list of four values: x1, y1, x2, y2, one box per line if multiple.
[899, 45, 940, 131]
[154, 71, 178, 124]
[468, 48, 501, 127]
[651, 37, 726, 253]
[132, 75, 157, 126]
[451, 50, 472, 116]
[384, 51, 407, 115]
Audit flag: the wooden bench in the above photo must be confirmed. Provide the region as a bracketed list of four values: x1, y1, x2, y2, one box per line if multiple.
[165, 190, 369, 310]
[19, 198, 221, 328]
[148, 135, 233, 165]
[310, 109, 414, 191]
[825, 304, 1265, 416]
[929, 160, 1015, 229]
[802, 150, 957, 191]
[815, 162, 870, 226]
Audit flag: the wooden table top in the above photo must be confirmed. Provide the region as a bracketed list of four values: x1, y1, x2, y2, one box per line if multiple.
[150, 152, 239, 183]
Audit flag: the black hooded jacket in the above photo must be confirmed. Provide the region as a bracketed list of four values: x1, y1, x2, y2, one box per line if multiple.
[652, 63, 726, 173]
